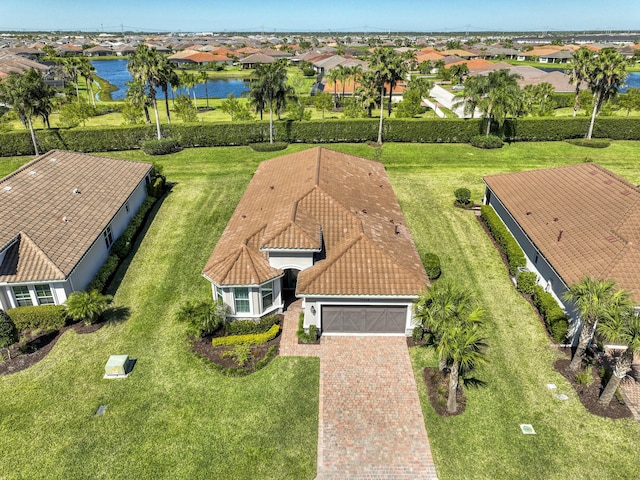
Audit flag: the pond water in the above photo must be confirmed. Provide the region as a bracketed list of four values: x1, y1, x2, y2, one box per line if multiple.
[91, 59, 250, 100]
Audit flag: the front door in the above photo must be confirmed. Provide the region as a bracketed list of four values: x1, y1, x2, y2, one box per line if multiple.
[282, 269, 299, 306]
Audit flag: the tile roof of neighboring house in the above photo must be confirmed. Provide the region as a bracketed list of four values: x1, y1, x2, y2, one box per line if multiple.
[0, 52, 48, 79]
[445, 58, 493, 70]
[519, 70, 580, 93]
[441, 49, 477, 58]
[203, 148, 428, 296]
[239, 53, 277, 64]
[0, 150, 151, 283]
[442, 55, 465, 65]
[484, 163, 640, 302]
[416, 52, 445, 63]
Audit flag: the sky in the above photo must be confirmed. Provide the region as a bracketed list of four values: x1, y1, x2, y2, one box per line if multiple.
[1, 0, 639, 33]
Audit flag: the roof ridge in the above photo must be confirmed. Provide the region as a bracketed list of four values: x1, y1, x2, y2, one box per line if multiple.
[16, 231, 66, 278]
[0, 150, 54, 185]
[601, 242, 637, 279]
[357, 234, 426, 284]
[297, 234, 362, 291]
[591, 163, 640, 193]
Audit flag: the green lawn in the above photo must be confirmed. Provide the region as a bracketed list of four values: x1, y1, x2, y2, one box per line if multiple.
[1, 141, 640, 479]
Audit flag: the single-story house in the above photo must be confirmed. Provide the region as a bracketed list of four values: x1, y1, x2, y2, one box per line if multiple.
[83, 45, 113, 57]
[0, 151, 152, 311]
[202, 147, 429, 335]
[238, 53, 277, 69]
[483, 163, 640, 342]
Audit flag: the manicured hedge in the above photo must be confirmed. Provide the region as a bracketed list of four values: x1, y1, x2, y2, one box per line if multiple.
[225, 315, 280, 336]
[532, 285, 569, 343]
[296, 313, 318, 343]
[141, 137, 181, 155]
[7, 305, 67, 332]
[516, 271, 537, 294]
[212, 323, 280, 347]
[3, 117, 640, 157]
[480, 205, 526, 275]
[423, 253, 442, 280]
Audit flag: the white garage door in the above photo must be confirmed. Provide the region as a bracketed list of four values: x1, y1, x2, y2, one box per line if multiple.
[321, 305, 407, 334]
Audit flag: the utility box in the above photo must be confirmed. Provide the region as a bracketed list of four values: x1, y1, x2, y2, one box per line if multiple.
[104, 355, 130, 378]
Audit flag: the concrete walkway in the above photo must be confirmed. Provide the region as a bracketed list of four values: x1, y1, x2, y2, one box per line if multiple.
[279, 302, 438, 479]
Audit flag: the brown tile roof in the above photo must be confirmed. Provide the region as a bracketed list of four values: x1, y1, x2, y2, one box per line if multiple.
[484, 163, 640, 301]
[0, 150, 152, 283]
[203, 148, 428, 296]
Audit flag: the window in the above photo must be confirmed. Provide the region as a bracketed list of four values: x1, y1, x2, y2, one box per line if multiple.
[215, 285, 223, 302]
[234, 287, 250, 313]
[35, 284, 55, 305]
[261, 282, 273, 311]
[12, 285, 33, 307]
[103, 225, 113, 249]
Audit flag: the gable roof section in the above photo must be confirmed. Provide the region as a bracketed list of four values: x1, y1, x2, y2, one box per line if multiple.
[0, 150, 152, 283]
[484, 163, 640, 301]
[202, 148, 428, 296]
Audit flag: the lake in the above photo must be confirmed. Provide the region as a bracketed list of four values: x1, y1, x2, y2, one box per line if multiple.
[91, 59, 250, 100]
[540, 67, 640, 92]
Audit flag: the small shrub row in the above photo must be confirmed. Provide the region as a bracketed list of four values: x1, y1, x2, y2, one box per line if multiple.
[248, 142, 289, 152]
[480, 205, 526, 275]
[470, 134, 503, 149]
[532, 285, 569, 343]
[225, 315, 280, 336]
[206, 345, 278, 377]
[212, 323, 280, 347]
[412, 325, 424, 343]
[141, 137, 182, 155]
[88, 197, 156, 293]
[516, 271, 537, 295]
[423, 253, 442, 280]
[7, 305, 67, 332]
[296, 313, 319, 343]
[565, 138, 611, 148]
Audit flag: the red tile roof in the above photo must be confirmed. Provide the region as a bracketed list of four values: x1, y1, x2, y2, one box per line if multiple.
[484, 164, 640, 301]
[203, 148, 428, 296]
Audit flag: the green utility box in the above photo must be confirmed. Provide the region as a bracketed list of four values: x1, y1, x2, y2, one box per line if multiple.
[104, 355, 130, 378]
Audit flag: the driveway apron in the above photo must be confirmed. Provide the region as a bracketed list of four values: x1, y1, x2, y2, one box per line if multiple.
[316, 335, 438, 479]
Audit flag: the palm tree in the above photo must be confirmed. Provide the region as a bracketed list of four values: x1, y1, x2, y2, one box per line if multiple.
[180, 71, 199, 108]
[596, 308, 640, 406]
[567, 47, 594, 117]
[65, 290, 112, 325]
[453, 75, 487, 119]
[199, 70, 210, 109]
[355, 71, 381, 118]
[585, 48, 630, 139]
[327, 68, 341, 108]
[250, 60, 288, 143]
[58, 57, 81, 98]
[449, 63, 469, 85]
[128, 44, 164, 139]
[477, 69, 523, 136]
[125, 79, 151, 124]
[157, 56, 178, 123]
[77, 57, 96, 107]
[336, 65, 349, 101]
[0, 68, 54, 156]
[563, 277, 632, 371]
[369, 48, 395, 143]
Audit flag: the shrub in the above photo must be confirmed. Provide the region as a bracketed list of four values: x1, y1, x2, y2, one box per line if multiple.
[141, 137, 181, 155]
[480, 205, 526, 275]
[423, 253, 442, 280]
[148, 177, 165, 198]
[225, 315, 280, 336]
[248, 141, 289, 152]
[221, 344, 252, 367]
[176, 299, 229, 337]
[412, 325, 424, 343]
[532, 285, 569, 343]
[470, 134, 503, 149]
[296, 313, 319, 343]
[65, 290, 112, 325]
[86, 254, 120, 293]
[454, 187, 471, 205]
[565, 138, 611, 148]
[212, 323, 280, 347]
[574, 366, 593, 386]
[0, 310, 19, 348]
[7, 305, 67, 332]
[516, 271, 537, 295]
[111, 197, 155, 259]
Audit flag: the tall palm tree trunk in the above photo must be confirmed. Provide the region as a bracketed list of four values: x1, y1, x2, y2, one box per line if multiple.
[162, 86, 171, 124]
[447, 361, 460, 413]
[152, 98, 162, 140]
[569, 322, 593, 371]
[598, 352, 632, 406]
[573, 86, 580, 117]
[377, 85, 384, 144]
[486, 117, 492, 136]
[27, 117, 39, 156]
[269, 100, 274, 144]
[205, 82, 210, 108]
[388, 84, 394, 117]
[586, 91, 601, 139]
[143, 105, 151, 124]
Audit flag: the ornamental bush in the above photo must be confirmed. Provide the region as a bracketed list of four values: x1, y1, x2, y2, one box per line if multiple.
[225, 315, 280, 336]
[565, 138, 611, 148]
[532, 285, 569, 343]
[480, 205, 526, 275]
[516, 271, 537, 295]
[212, 323, 280, 347]
[470, 134, 503, 149]
[0, 310, 19, 348]
[296, 313, 319, 343]
[7, 305, 67, 332]
[141, 137, 181, 155]
[454, 187, 472, 205]
[86, 255, 119, 293]
[423, 253, 442, 280]
[248, 142, 289, 152]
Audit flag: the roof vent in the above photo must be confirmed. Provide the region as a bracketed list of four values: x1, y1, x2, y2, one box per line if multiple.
[395, 225, 401, 235]
[62, 216, 68, 223]
[557, 229, 563, 242]
[606, 235, 618, 243]
[73, 188, 81, 194]
[553, 217, 558, 222]
[269, 185, 274, 190]
[28, 170, 36, 175]
[621, 190, 631, 196]
[3, 186, 11, 191]
[526, 211, 532, 216]
[50, 158, 56, 162]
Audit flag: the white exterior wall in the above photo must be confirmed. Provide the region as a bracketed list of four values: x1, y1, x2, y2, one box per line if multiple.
[266, 251, 315, 271]
[214, 278, 283, 320]
[302, 296, 418, 336]
[0, 281, 69, 310]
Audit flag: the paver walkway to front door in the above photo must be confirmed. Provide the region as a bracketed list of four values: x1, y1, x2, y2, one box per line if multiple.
[280, 304, 438, 479]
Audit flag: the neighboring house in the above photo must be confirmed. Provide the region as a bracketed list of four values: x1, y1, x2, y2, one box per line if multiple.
[0, 52, 49, 80]
[483, 164, 640, 341]
[238, 53, 277, 69]
[202, 147, 429, 335]
[0, 151, 152, 311]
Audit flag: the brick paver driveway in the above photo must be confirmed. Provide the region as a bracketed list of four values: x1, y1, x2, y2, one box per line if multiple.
[316, 336, 438, 480]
